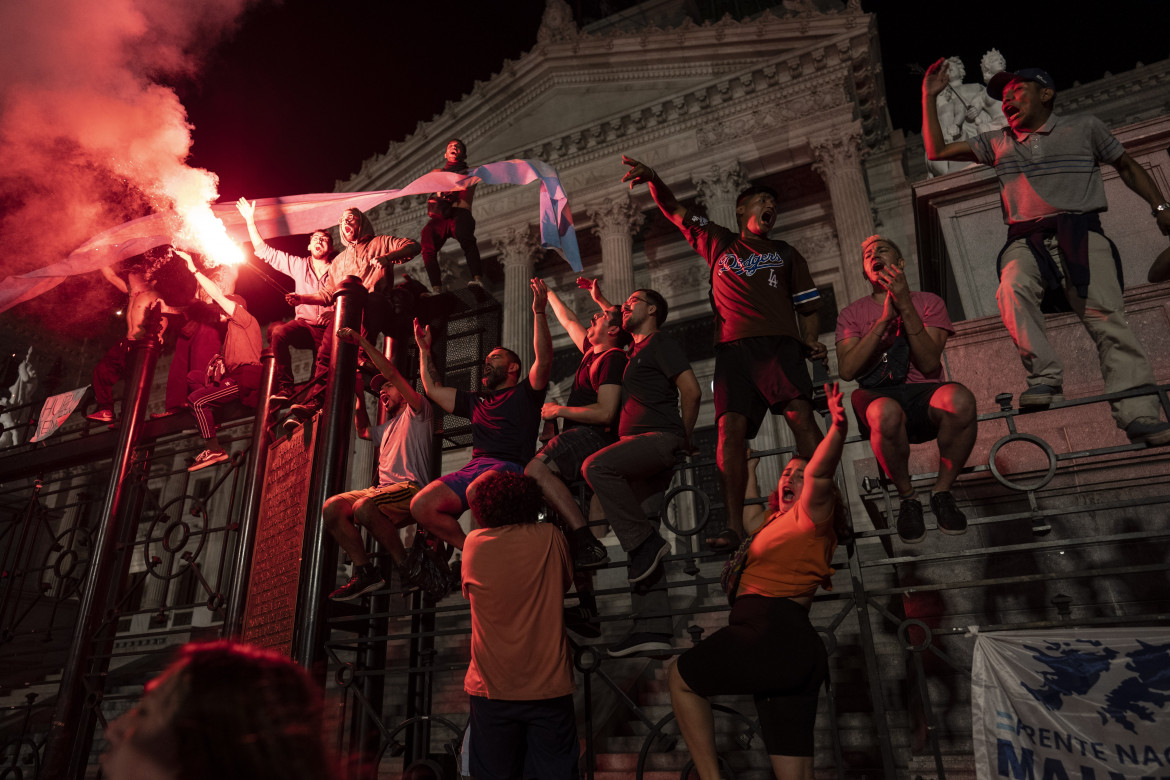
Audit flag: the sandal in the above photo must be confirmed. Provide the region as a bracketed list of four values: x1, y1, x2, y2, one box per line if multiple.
[705, 528, 741, 552]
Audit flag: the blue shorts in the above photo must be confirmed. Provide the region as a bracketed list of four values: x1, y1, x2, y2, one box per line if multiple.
[439, 457, 524, 512]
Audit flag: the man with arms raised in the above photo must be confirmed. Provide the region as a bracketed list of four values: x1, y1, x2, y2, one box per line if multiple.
[236, 198, 333, 403]
[410, 279, 552, 550]
[923, 61, 1170, 446]
[321, 327, 433, 601]
[621, 156, 825, 552]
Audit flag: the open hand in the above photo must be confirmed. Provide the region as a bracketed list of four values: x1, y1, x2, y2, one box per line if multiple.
[923, 58, 950, 99]
[413, 318, 432, 351]
[825, 382, 847, 431]
[235, 197, 255, 223]
[530, 278, 548, 313]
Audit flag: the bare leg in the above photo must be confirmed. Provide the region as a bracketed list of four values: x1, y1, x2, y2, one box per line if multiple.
[864, 398, 913, 496]
[928, 384, 978, 493]
[526, 458, 587, 530]
[669, 662, 721, 780]
[715, 412, 749, 543]
[782, 398, 823, 459]
[353, 497, 407, 566]
[323, 496, 369, 566]
[409, 481, 468, 550]
[769, 754, 814, 780]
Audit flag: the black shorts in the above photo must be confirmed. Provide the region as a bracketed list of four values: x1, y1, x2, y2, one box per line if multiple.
[675, 595, 826, 756]
[850, 382, 953, 444]
[468, 694, 579, 780]
[714, 336, 813, 439]
[535, 425, 613, 480]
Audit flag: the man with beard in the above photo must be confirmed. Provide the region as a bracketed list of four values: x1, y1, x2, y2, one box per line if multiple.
[583, 288, 701, 657]
[923, 62, 1170, 446]
[409, 279, 552, 550]
[236, 197, 334, 403]
[420, 139, 484, 293]
[322, 327, 433, 601]
[620, 155, 826, 554]
[289, 207, 420, 418]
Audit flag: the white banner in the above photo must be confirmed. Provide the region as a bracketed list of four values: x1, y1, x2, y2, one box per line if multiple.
[972, 627, 1170, 779]
[30, 386, 90, 442]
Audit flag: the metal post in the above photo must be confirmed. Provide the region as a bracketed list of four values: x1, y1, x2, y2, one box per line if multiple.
[292, 277, 366, 672]
[223, 350, 276, 637]
[41, 336, 160, 779]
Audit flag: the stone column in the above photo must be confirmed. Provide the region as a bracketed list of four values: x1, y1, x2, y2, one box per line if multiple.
[588, 193, 644, 305]
[811, 125, 874, 304]
[692, 161, 750, 231]
[494, 226, 542, 368]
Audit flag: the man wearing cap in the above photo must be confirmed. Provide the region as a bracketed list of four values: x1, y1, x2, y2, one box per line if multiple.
[923, 60, 1170, 446]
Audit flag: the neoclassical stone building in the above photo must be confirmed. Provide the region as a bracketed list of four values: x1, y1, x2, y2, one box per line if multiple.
[338, 0, 912, 484]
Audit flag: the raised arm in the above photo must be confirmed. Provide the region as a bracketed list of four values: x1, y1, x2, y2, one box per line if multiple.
[1112, 153, 1170, 235]
[100, 266, 128, 295]
[178, 250, 236, 317]
[801, 382, 846, 526]
[675, 368, 702, 452]
[922, 59, 979, 163]
[530, 278, 552, 390]
[413, 318, 457, 413]
[546, 285, 588, 352]
[621, 155, 687, 229]
[337, 327, 424, 412]
[235, 198, 269, 253]
[576, 277, 614, 311]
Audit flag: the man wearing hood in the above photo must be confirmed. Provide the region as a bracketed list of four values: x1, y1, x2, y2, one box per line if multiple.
[420, 139, 483, 293]
[620, 155, 826, 554]
[922, 62, 1170, 447]
[290, 207, 420, 413]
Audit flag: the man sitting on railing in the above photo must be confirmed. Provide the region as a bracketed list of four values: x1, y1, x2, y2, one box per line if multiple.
[836, 235, 977, 544]
[178, 251, 263, 473]
[322, 328, 433, 601]
[583, 288, 701, 657]
[923, 61, 1170, 447]
[410, 279, 551, 551]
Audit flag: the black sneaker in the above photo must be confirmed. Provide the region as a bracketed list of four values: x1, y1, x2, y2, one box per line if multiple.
[564, 604, 601, 638]
[607, 631, 672, 658]
[930, 491, 968, 535]
[329, 566, 385, 601]
[627, 533, 669, 584]
[896, 497, 926, 544]
[574, 537, 609, 570]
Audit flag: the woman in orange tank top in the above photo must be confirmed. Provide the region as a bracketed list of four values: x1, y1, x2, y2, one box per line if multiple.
[670, 382, 849, 780]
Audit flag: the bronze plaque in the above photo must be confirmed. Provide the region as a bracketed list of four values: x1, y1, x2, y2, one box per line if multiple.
[241, 417, 317, 652]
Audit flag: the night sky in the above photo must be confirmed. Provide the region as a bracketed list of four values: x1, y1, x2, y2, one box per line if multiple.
[178, 0, 1170, 202]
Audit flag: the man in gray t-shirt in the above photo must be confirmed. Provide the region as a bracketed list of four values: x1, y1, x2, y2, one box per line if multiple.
[923, 61, 1170, 447]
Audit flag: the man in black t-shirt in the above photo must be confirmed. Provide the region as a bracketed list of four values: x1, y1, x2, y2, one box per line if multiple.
[411, 279, 552, 550]
[583, 288, 701, 657]
[621, 155, 826, 553]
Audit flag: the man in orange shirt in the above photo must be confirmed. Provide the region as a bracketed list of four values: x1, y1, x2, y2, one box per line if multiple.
[461, 472, 578, 780]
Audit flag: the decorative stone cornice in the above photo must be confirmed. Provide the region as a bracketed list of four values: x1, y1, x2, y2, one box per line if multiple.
[338, 10, 883, 193]
[588, 193, 644, 238]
